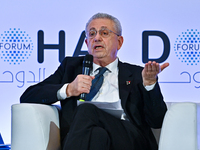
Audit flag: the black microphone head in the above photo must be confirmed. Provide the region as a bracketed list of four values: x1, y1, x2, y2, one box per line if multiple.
[83, 54, 93, 68]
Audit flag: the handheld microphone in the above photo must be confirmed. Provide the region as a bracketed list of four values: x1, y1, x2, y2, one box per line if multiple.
[79, 54, 93, 101]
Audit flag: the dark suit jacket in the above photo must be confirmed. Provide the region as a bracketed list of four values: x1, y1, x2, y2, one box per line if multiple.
[20, 56, 167, 149]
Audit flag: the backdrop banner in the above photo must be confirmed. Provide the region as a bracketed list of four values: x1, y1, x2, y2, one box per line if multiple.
[0, 0, 200, 144]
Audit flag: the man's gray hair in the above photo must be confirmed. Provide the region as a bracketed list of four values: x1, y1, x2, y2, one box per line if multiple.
[85, 13, 122, 36]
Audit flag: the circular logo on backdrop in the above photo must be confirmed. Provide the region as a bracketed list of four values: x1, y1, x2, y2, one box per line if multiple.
[174, 29, 200, 65]
[0, 28, 33, 65]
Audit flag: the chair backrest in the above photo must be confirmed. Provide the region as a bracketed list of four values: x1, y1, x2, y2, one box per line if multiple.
[11, 103, 61, 150]
[158, 102, 199, 150]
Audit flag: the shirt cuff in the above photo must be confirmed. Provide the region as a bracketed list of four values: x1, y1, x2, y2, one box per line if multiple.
[57, 83, 70, 100]
[144, 82, 156, 91]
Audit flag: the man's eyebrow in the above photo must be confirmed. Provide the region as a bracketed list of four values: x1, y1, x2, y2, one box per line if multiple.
[88, 27, 96, 31]
[101, 26, 107, 29]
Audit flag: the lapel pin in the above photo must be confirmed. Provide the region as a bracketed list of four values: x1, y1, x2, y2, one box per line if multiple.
[126, 81, 131, 85]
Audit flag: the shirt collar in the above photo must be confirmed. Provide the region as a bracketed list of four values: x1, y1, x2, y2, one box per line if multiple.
[92, 58, 118, 74]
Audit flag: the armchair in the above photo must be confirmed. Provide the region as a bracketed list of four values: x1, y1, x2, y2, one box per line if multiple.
[11, 102, 200, 150]
[11, 103, 61, 150]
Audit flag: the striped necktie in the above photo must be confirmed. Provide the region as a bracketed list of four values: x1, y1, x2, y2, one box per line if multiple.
[85, 67, 108, 101]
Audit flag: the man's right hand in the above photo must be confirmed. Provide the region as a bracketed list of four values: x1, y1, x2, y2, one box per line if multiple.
[66, 75, 95, 97]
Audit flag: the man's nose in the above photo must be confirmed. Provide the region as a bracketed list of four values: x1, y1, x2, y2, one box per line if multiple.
[94, 32, 102, 41]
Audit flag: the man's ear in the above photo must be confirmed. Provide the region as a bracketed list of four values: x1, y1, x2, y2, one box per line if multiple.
[85, 39, 88, 47]
[117, 36, 124, 50]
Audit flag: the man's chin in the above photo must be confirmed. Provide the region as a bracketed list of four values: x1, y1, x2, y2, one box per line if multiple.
[91, 52, 105, 58]
[93, 54, 105, 59]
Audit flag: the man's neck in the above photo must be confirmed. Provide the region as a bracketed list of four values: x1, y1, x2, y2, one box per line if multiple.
[93, 57, 117, 67]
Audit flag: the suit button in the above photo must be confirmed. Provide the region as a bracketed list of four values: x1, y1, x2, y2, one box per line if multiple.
[42, 99, 47, 103]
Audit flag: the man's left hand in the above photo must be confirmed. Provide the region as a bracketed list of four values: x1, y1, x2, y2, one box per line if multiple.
[142, 61, 169, 86]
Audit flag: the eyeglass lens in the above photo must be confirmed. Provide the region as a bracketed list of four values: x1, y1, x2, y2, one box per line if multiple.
[88, 28, 111, 38]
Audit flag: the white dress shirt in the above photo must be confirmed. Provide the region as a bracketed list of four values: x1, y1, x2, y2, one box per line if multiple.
[89, 58, 119, 103]
[57, 58, 155, 103]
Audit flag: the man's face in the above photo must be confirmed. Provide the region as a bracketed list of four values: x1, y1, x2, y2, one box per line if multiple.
[85, 18, 123, 65]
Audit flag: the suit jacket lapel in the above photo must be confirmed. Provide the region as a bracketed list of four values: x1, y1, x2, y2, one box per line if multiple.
[76, 64, 82, 76]
[61, 57, 83, 83]
[118, 61, 134, 109]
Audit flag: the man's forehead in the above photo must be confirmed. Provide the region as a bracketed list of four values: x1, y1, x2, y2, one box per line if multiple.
[89, 26, 107, 30]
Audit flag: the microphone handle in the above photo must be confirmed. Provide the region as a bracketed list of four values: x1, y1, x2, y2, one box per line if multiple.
[79, 67, 90, 101]
[83, 67, 90, 75]
[79, 93, 86, 101]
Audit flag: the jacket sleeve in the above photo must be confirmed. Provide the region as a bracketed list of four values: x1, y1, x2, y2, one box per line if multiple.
[141, 82, 167, 128]
[122, 64, 167, 129]
[20, 58, 68, 104]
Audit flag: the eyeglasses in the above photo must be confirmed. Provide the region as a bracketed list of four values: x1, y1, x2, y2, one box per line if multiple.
[86, 28, 120, 39]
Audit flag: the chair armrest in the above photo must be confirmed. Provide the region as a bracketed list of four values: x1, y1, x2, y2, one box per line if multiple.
[158, 102, 198, 150]
[151, 102, 172, 144]
[11, 103, 61, 150]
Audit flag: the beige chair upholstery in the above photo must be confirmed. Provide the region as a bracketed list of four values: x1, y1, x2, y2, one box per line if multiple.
[11, 102, 200, 150]
[158, 102, 200, 150]
[11, 103, 61, 150]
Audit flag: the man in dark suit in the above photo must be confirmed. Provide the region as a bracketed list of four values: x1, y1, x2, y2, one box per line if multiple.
[20, 13, 169, 150]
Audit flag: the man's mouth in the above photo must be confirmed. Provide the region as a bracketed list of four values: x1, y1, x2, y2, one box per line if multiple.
[94, 45, 104, 50]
